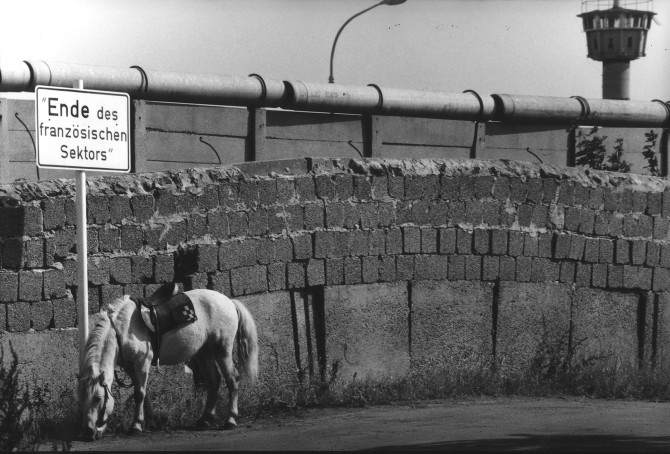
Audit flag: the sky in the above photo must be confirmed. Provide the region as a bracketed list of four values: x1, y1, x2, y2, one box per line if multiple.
[1, 0, 668, 101]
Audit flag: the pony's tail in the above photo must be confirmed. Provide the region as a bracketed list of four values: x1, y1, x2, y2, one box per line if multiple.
[233, 300, 259, 383]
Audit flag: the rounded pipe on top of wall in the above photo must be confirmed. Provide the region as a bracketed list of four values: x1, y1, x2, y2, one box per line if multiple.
[491, 93, 670, 128]
[283, 80, 382, 114]
[1, 61, 669, 128]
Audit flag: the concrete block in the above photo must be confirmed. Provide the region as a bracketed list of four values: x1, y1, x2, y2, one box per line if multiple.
[592, 264, 608, 288]
[631, 240, 646, 265]
[231, 265, 267, 296]
[559, 261, 576, 284]
[307, 259, 326, 286]
[210, 271, 231, 296]
[439, 228, 456, 255]
[493, 177, 510, 201]
[359, 202, 379, 229]
[247, 209, 269, 236]
[43, 268, 67, 299]
[19, 270, 43, 302]
[474, 229, 490, 255]
[353, 175, 372, 201]
[228, 211, 249, 237]
[207, 210, 229, 239]
[599, 239, 614, 264]
[30, 301, 53, 331]
[377, 201, 396, 227]
[403, 226, 421, 254]
[120, 225, 144, 252]
[465, 255, 482, 281]
[575, 263, 591, 287]
[608, 264, 624, 288]
[42, 198, 66, 231]
[508, 231, 524, 257]
[347, 230, 368, 256]
[368, 230, 386, 256]
[23, 238, 44, 269]
[0, 271, 19, 303]
[509, 178, 527, 203]
[324, 258, 343, 286]
[483, 256, 499, 281]
[517, 204, 532, 227]
[516, 257, 532, 282]
[267, 262, 287, 291]
[325, 203, 344, 229]
[481, 200, 501, 226]
[497, 282, 572, 373]
[465, 200, 483, 225]
[22, 205, 44, 237]
[324, 283, 409, 379]
[573, 289, 640, 366]
[456, 229, 473, 254]
[396, 255, 415, 281]
[543, 179, 558, 204]
[292, 233, 313, 260]
[361, 256, 379, 283]
[653, 216, 669, 240]
[526, 179, 543, 203]
[304, 203, 325, 230]
[446, 201, 466, 225]
[653, 267, 670, 292]
[584, 238, 600, 263]
[615, 240, 631, 264]
[343, 257, 362, 285]
[388, 175, 404, 199]
[415, 255, 448, 281]
[287, 262, 306, 288]
[154, 253, 175, 283]
[421, 228, 438, 254]
[568, 235, 585, 260]
[523, 234, 538, 257]
[448, 255, 465, 281]
[378, 256, 396, 282]
[7, 302, 30, 332]
[499, 256, 516, 281]
[609, 214, 623, 237]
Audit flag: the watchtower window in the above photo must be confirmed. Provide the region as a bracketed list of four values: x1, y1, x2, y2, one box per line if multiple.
[613, 16, 621, 27]
[627, 36, 633, 48]
[633, 16, 641, 27]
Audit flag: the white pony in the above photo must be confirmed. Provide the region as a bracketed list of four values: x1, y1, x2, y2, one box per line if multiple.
[77, 288, 258, 441]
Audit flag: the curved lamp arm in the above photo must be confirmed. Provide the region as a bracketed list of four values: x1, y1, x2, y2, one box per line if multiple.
[328, 0, 406, 84]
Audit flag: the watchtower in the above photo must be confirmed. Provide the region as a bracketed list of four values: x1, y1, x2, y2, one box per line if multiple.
[578, 0, 656, 100]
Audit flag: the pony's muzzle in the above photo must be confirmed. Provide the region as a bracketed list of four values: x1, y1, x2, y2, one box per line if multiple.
[82, 426, 96, 441]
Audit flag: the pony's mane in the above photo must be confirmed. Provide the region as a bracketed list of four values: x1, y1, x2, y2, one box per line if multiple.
[82, 312, 112, 377]
[82, 295, 132, 378]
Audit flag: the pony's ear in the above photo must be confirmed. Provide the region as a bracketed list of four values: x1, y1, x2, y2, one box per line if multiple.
[98, 371, 106, 385]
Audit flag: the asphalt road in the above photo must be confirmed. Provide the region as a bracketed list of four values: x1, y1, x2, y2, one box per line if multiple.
[70, 397, 670, 452]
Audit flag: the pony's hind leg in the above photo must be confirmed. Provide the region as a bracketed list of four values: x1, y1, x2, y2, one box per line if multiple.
[215, 352, 240, 430]
[195, 355, 221, 429]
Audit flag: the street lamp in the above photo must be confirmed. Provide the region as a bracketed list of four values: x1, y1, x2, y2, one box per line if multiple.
[328, 0, 407, 84]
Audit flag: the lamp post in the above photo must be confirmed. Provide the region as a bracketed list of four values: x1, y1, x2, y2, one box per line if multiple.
[328, 0, 407, 84]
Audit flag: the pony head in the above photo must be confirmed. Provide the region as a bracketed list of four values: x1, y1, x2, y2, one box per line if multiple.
[78, 370, 115, 441]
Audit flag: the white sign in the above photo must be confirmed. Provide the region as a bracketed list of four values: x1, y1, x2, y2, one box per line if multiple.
[35, 86, 131, 172]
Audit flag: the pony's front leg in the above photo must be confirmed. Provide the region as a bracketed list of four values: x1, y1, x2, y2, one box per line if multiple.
[130, 365, 151, 435]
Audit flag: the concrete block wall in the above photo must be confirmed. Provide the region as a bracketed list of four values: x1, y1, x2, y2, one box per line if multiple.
[1, 157, 669, 394]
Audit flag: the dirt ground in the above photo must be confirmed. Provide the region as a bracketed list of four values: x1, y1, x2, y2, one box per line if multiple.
[69, 397, 669, 452]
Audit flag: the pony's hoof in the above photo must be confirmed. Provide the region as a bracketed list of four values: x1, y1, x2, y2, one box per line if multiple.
[195, 416, 216, 429]
[222, 421, 237, 430]
[128, 427, 143, 436]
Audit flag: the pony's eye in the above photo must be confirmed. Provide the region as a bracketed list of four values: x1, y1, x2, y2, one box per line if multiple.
[92, 396, 102, 404]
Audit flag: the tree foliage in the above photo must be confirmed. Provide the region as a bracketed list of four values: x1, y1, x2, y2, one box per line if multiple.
[574, 126, 631, 173]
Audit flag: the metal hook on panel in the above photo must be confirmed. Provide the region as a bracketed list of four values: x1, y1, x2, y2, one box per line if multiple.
[366, 84, 384, 111]
[248, 73, 267, 105]
[130, 65, 149, 93]
[570, 95, 591, 123]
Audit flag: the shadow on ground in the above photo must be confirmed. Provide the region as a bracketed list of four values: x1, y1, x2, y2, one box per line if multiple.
[366, 434, 670, 452]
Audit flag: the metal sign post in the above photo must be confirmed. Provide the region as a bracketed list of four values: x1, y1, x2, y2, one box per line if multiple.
[35, 82, 130, 371]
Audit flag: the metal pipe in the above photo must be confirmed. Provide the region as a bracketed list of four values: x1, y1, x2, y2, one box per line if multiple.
[285, 80, 382, 113]
[1, 61, 668, 128]
[492, 94, 669, 127]
[373, 86, 495, 120]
